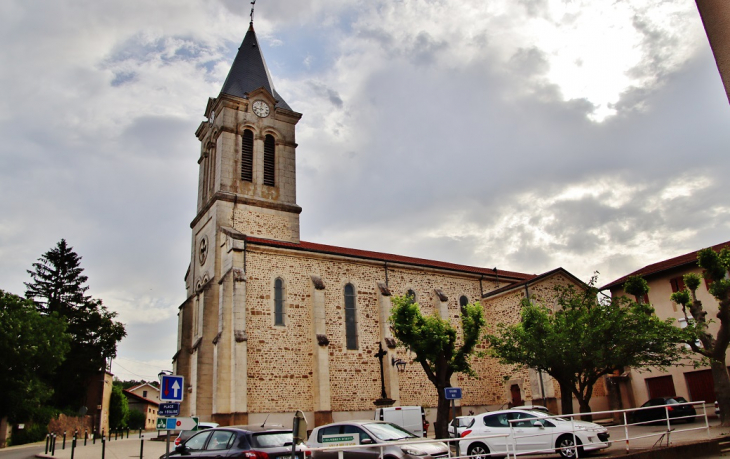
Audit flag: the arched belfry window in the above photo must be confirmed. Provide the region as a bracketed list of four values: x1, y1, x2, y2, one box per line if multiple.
[344, 283, 358, 350]
[274, 278, 285, 326]
[263, 134, 275, 186]
[241, 129, 253, 182]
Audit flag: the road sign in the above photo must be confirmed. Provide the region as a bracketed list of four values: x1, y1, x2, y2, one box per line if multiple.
[445, 387, 462, 400]
[158, 403, 181, 417]
[156, 417, 199, 431]
[160, 375, 184, 402]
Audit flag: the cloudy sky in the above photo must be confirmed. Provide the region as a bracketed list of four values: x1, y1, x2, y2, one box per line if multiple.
[1, 0, 729, 381]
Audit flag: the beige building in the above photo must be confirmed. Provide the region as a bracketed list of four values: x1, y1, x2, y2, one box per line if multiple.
[602, 240, 730, 408]
[173, 21, 607, 428]
[124, 384, 160, 430]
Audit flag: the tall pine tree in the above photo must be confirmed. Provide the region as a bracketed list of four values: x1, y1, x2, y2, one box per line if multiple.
[25, 239, 126, 410]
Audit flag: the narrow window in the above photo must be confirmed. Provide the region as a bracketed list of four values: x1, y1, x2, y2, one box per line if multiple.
[274, 278, 285, 326]
[241, 129, 253, 182]
[345, 283, 358, 349]
[459, 295, 469, 312]
[406, 289, 416, 301]
[263, 134, 275, 186]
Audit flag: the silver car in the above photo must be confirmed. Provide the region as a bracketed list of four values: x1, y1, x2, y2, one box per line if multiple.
[307, 420, 449, 459]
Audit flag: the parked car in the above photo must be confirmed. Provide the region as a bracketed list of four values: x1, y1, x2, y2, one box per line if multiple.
[307, 420, 449, 459]
[631, 397, 697, 424]
[449, 416, 474, 438]
[167, 425, 309, 459]
[459, 409, 610, 459]
[174, 422, 219, 446]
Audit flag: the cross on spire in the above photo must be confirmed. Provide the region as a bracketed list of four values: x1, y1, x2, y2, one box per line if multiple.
[250, 0, 256, 24]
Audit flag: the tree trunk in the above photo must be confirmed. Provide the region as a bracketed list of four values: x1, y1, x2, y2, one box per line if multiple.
[434, 389, 452, 439]
[577, 398, 593, 422]
[558, 380, 573, 415]
[711, 359, 730, 426]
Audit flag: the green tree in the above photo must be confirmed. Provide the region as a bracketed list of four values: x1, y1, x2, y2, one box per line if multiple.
[486, 278, 689, 419]
[0, 290, 70, 422]
[389, 295, 485, 438]
[127, 409, 146, 430]
[108, 384, 129, 429]
[25, 239, 127, 409]
[670, 247, 730, 425]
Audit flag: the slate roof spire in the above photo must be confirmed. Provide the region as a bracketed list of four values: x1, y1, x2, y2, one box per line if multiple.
[220, 22, 292, 110]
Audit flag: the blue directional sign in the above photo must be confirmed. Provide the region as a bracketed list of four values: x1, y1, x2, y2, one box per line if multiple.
[444, 387, 462, 400]
[158, 403, 181, 417]
[160, 375, 185, 402]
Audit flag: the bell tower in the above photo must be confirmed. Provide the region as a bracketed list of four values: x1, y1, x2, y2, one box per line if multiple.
[176, 21, 302, 420]
[193, 22, 302, 246]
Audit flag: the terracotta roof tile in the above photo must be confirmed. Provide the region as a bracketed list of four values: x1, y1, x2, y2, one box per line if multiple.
[601, 240, 730, 291]
[245, 237, 533, 281]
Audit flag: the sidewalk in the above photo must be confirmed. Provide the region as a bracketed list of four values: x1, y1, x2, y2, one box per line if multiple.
[35, 433, 169, 459]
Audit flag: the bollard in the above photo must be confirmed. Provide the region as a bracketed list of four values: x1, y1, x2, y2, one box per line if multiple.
[45, 434, 50, 454]
[108, 428, 111, 442]
[139, 428, 142, 438]
[85, 429, 88, 446]
[51, 433, 57, 456]
[127, 427, 130, 439]
[71, 436, 76, 459]
[101, 437, 106, 459]
[139, 435, 145, 459]
[93, 428, 96, 444]
[115, 429, 118, 440]
[63, 431, 67, 450]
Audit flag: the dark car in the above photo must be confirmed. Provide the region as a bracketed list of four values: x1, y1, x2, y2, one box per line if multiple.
[175, 422, 219, 446]
[632, 397, 697, 424]
[165, 425, 310, 459]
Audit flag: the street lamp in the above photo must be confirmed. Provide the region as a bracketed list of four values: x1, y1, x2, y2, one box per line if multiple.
[391, 358, 407, 372]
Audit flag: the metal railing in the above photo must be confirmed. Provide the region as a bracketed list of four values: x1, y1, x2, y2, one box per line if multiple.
[307, 402, 711, 459]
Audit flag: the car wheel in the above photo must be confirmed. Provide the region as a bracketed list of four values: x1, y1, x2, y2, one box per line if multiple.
[556, 435, 583, 459]
[467, 442, 491, 459]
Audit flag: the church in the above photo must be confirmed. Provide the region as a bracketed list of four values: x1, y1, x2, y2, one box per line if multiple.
[172, 20, 602, 428]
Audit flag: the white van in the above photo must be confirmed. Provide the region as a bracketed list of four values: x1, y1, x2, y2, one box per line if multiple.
[374, 406, 428, 437]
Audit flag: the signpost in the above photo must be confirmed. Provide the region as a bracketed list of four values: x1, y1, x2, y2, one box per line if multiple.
[158, 373, 185, 459]
[445, 388, 463, 457]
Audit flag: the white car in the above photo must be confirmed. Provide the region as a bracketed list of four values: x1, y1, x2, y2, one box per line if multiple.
[458, 409, 610, 459]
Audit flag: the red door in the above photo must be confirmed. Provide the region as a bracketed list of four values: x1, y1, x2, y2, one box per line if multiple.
[646, 375, 676, 399]
[685, 370, 715, 403]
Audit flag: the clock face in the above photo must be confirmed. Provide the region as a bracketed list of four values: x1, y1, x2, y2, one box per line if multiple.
[252, 100, 270, 118]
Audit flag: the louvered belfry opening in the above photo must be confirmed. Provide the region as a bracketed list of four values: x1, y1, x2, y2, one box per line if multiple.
[241, 129, 254, 182]
[263, 134, 276, 186]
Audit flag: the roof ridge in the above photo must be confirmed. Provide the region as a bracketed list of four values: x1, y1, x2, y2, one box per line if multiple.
[245, 236, 534, 280]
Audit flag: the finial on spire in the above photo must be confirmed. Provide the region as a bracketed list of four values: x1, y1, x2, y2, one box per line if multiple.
[250, 0, 256, 24]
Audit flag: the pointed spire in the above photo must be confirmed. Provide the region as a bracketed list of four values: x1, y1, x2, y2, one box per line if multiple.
[219, 23, 291, 110]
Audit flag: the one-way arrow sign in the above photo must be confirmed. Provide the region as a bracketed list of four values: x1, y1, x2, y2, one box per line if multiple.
[160, 375, 185, 402]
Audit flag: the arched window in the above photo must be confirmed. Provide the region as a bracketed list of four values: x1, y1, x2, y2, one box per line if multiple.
[274, 278, 285, 326]
[263, 134, 275, 186]
[406, 289, 416, 302]
[459, 295, 469, 311]
[344, 283, 358, 350]
[241, 129, 253, 182]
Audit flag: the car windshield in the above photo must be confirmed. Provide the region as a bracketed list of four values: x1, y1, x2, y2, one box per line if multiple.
[362, 423, 418, 441]
[251, 432, 294, 448]
[671, 397, 688, 404]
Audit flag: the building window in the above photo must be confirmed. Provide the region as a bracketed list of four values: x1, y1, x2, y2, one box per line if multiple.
[459, 295, 469, 312]
[670, 276, 686, 293]
[241, 129, 253, 182]
[406, 289, 416, 301]
[143, 390, 147, 398]
[274, 278, 285, 326]
[263, 134, 275, 186]
[345, 283, 358, 350]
